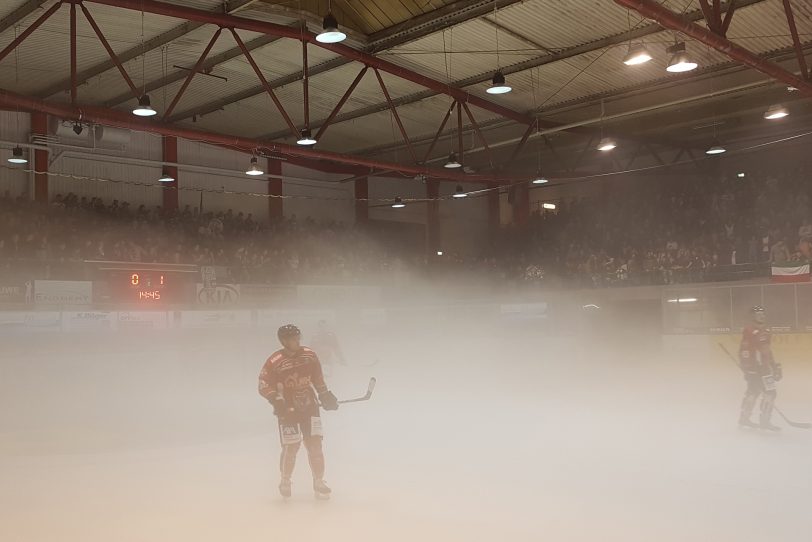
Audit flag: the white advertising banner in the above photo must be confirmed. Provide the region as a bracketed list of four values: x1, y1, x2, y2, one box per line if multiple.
[195, 283, 240, 305]
[180, 310, 252, 329]
[500, 302, 548, 321]
[0, 311, 61, 333]
[34, 281, 93, 305]
[62, 311, 117, 331]
[117, 311, 170, 330]
[296, 285, 381, 305]
[256, 309, 336, 330]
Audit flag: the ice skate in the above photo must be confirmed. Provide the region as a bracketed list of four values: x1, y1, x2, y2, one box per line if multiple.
[760, 421, 781, 432]
[738, 417, 759, 429]
[279, 478, 292, 498]
[313, 479, 331, 500]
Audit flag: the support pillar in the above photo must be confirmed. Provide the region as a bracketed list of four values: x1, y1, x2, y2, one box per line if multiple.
[30, 112, 48, 202]
[354, 177, 368, 224]
[427, 179, 440, 256]
[488, 188, 500, 230]
[488, 187, 501, 249]
[511, 183, 529, 227]
[267, 157, 283, 221]
[162, 135, 178, 213]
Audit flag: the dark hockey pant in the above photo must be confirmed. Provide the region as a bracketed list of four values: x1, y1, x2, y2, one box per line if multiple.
[278, 414, 325, 482]
[740, 373, 776, 425]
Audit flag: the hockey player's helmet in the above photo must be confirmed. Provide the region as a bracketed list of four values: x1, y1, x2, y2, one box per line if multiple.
[752, 306, 766, 323]
[277, 324, 301, 342]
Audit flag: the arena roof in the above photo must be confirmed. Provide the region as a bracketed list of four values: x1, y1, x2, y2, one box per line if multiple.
[0, 0, 810, 182]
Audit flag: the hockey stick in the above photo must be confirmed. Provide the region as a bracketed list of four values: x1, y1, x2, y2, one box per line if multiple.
[717, 343, 811, 429]
[338, 377, 377, 404]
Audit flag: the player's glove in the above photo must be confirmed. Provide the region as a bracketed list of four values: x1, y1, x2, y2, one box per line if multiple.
[319, 390, 339, 411]
[772, 364, 783, 381]
[269, 394, 288, 417]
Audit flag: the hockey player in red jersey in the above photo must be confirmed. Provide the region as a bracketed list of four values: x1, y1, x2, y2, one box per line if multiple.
[738, 306, 783, 431]
[258, 324, 339, 499]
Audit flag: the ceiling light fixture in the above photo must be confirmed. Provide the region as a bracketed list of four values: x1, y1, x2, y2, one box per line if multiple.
[666, 42, 697, 73]
[487, 71, 512, 94]
[444, 153, 462, 168]
[245, 156, 264, 176]
[7, 146, 27, 164]
[297, 128, 317, 146]
[705, 142, 726, 155]
[452, 185, 468, 198]
[623, 43, 652, 66]
[316, 11, 346, 43]
[158, 170, 175, 183]
[763, 104, 789, 120]
[597, 137, 617, 152]
[542, 202, 556, 210]
[532, 176, 549, 185]
[132, 94, 157, 117]
[391, 197, 406, 209]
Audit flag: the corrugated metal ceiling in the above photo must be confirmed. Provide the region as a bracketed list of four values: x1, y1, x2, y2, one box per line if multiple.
[0, 0, 808, 158]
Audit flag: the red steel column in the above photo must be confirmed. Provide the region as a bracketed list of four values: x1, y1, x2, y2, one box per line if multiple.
[267, 157, 283, 221]
[488, 188, 500, 231]
[354, 177, 368, 223]
[512, 183, 529, 227]
[427, 179, 440, 256]
[162, 135, 178, 213]
[31, 112, 48, 203]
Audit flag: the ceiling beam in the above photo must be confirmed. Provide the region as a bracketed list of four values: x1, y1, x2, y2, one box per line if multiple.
[166, 0, 526, 122]
[365, 0, 526, 52]
[261, 0, 767, 140]
[0, 0, 49, 36]
[103, 33, 282, 107]
[34, 0, 259, 99]
[615, 0, 812, 97]
[84, 0, 531, 126]
[354, 43, 812, 160]
[0, 85, 532, 185]
[165, 55, 352, 123]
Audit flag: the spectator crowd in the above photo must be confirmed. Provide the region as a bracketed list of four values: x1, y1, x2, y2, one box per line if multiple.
[1, 163, 811, 289]
[487, 165, 812, 287]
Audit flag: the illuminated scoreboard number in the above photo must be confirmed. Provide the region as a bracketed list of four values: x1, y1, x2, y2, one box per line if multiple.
[129, 272, 165, 301]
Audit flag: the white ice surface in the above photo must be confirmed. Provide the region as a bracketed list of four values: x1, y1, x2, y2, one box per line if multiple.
[1, 326, 811, 541]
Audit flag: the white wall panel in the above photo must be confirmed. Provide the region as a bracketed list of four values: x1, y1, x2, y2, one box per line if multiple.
[49, 155, 164, 207]
[178, 139, 270, 219]
[48, 131, 164, 206]
[367, 175, 427, 225]
[178, 171, 269, 219]
[281, 163, 354, 224]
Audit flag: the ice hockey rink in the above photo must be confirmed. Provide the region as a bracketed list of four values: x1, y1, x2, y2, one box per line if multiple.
[2, 317, 811, 542]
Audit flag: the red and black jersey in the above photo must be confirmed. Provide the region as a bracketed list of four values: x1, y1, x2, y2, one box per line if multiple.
[258, 347, 328, 414]
[739, 325, 773, 370]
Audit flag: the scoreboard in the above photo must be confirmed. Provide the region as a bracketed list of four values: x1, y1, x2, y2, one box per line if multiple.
[87, 261, 199, 304]
[127, 271, 167, 302]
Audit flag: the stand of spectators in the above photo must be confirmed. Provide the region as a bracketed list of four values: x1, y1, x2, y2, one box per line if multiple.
[1, 162, 810, 289]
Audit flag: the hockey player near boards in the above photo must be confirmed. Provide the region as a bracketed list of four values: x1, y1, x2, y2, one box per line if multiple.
[258, 324, 339, 499]
[311, 320, 347, 375]
[738, 306, 783, 431]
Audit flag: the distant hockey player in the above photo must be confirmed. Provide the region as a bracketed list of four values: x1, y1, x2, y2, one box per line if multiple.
[310, 320, 347, 375]
[259, 324, 339, 499]
[738, 306, 782, 431]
